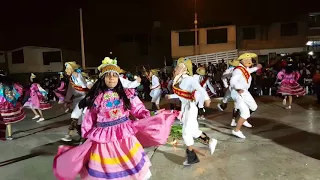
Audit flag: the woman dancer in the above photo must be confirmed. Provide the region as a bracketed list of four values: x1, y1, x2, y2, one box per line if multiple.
[23, 73, 52, 122]
[277, 58, 306, 109]
[0, 71, 26, 140]
[146, 69, 162, 111]
[53, 72, 67, 104]
[53, 58, 176, 180]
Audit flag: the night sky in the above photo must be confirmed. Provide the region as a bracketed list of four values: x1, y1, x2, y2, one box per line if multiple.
[0, 0, 318, 59]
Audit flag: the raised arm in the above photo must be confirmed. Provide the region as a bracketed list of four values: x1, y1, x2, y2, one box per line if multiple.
[120, 77, 140, 89]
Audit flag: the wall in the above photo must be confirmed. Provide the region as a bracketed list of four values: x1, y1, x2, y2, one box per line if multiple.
[238, 21, 308, 50]
[8, 46, 63, 73]
[0, 51, 8, 72]
[171, 25, 237, 58]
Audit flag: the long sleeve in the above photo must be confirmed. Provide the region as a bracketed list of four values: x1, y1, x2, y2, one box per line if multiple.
[221, 68, 233, 88]
[125, 89, 150, 119]
[277, 70, 285, 80]
[81, 93, 102, 138]
[206, 80, 216, 94]
[230, 69, 246, 90]
[13, 84, 23, 97]
[57, 82, 65, 91]
[295, 71, 301, 81]
[248, 67, 258, 73]
[191, 78, 210, 101]
[151, 76, 160, 89]
[120, 77, 140, 89]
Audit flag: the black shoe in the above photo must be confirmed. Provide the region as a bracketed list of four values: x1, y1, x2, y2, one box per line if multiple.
[198, 132, 210, 145]
[218, 103, 227, 111]
[183, 149, 200, 166]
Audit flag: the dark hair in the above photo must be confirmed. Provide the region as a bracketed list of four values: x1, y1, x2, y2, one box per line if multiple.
[79, 74, 131, 110]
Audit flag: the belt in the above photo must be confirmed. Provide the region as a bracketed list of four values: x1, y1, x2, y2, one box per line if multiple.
[96, 116, 129, 127]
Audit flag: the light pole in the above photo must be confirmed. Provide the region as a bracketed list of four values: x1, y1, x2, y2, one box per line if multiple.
[79, 8, 86, 69]
[194, 0, 198, 55]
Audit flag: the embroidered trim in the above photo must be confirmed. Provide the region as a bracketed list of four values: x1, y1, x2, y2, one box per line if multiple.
[96, 116, 129, 127]
[235, 66, 250, 83]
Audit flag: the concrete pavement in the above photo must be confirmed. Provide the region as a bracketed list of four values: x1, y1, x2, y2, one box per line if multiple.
[0, 96, 319, 180]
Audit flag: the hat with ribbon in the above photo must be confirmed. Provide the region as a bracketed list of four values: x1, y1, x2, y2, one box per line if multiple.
[65, 61, 80, 70]
[97, 57, 121, 77]
[237, 53, 258, 61]
[177, 57, 193, 76]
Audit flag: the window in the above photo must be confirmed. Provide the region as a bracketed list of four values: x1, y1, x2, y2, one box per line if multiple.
[43, 51, 61, 65]
[207, 28, 228, 44]
[178, 31, 198, 46]
[243, 27, 256, 40]
[281, 22, 298, 36]
[12, 49, 24, 64]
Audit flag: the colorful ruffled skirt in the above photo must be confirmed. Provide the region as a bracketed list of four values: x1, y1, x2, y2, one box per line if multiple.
[53, 110, 179, 180]
[0, 101, 26, 124]
[23, 95, 52, 110]
[278, 82, 306, 96]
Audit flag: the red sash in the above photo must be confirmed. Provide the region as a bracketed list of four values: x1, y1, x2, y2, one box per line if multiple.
[172, 84, 195, 101]
[70, 79, 88, 92]
[234, 66, 250, 83]
[200, 77, 209, 87]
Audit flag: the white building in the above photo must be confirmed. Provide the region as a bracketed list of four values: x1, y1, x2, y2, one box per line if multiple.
[7, 46, 63, 74]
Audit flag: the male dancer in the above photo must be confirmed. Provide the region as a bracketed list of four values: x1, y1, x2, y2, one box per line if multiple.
[166, 57, 217, 166]
[193, 67, 216, 120]
[146, 69, 162, 110]
[229, 53, 262, 139]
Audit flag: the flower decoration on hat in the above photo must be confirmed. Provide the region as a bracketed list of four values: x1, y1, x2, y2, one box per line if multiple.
[98, 57, 121, 77]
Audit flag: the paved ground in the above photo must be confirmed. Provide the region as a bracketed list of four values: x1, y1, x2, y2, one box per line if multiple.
[0, 96, 320, 180]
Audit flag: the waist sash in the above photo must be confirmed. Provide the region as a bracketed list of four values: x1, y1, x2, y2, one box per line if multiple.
[96, 116, 129, 127]
[70, 80, 88, 92]
[172, 85, 195, 101]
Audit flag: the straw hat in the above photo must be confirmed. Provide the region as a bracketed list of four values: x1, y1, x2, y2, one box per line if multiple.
[119, 69, 126, 74]
[196, 67, 206, 76]
[228, 59, 240, 67]
[30, 73, 36, 82]
[237, 53, 258, 61]
[97, 57, 121, 77]
[177, 57, 193, 76]
[65, 61, 80, 70]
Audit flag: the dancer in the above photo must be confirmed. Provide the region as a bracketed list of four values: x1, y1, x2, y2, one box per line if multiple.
[53, 72, 67, 104]
[230, 53, 262, 139]
[53, 58, 177, 180]
[218, 59, 257, 128]
[146, 69, 162, 111]
[61, 62, 92, 142]
[23, 73, 52, 122]
[166, 57, 217, 166]
[0, 70, 26, 140]
[193, 67, 216, 120]
[277, 58, 305, 109]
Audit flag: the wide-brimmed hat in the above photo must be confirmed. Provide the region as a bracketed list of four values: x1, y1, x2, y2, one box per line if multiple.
[65, 61, 80, 70]
[228, 59, 240, 67]
[177, 57, 193, 76]
[196, 67, 206, 76]
[237, 53, 258, 61]
[30, 73, 36, 82]
[97, 57, 121, 77]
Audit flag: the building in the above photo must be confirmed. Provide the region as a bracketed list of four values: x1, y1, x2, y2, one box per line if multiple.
[237, 21, 308, 55]
[171, 25, 237, 59]
[306, 12, 320, 55]
[7, 46, 63, 74]
[0, 51, 8, 72]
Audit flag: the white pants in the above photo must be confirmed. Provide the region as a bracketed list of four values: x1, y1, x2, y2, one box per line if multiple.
[181, 102, 203, 146]
[71, 95, 85, 120]
[222, 88, 232, 104]
[232, 90, 257, 119]
[150, 88, 162, 105]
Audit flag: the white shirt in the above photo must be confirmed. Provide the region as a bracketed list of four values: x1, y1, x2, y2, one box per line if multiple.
[230, 64, 259, 90]
[193, 74, 215, 94]
[168, 75, 209, 104]
[151, 75, 160, 90]
[120, 77, 140, 89]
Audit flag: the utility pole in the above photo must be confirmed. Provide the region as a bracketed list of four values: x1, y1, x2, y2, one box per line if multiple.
[194, 0, 198, 55]
[79, 8, 86, 69]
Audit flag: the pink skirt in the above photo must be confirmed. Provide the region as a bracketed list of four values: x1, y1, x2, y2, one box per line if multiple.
[23, 96, 52, 110]
[53, 137, 151, 180]
[278, 82, 306, 96]
[0, 102, 26, 124]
